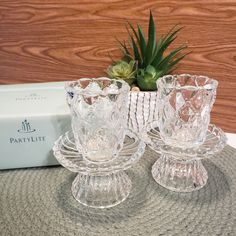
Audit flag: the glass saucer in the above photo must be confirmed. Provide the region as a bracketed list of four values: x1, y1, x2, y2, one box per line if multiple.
[143, 121, 227, 192]
[53, 129, 145, 175]
[53, 129, 145, 208]
[143, 120, 227, 161]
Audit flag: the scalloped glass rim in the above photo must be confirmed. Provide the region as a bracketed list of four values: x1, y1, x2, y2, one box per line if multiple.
[65, 77, 130, 97]
[53, 129, 146, 175]
[157, 74, 218, 91]
[143, 121, 227, 161]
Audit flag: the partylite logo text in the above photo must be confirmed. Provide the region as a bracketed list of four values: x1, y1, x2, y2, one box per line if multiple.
[16, 93, 47, 101]
[10, 119, 46, 144]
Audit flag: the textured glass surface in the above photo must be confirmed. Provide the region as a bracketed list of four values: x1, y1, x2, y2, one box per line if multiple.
[144, 120, 227, 192]
[53, 129, 146, 174]
[144, 121, 227, 161]
[55, 78, 145, 208]
[67, 85, 159, 135]
[128, 91, 158, 133]
[53, 129, 145, 208]
[66, 77, 130, 163]
[156, 74, 218, 148]
[142, 74, 226, 192]
[152, 155, 208, 192]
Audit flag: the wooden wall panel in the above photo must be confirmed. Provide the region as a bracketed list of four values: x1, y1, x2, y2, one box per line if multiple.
[0, 0, 235, 132]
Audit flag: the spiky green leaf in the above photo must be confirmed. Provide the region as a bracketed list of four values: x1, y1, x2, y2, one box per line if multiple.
[137, 25, 147, 58]
[115, 38, 130, 55]
[148, 38, 163, 65]
[131, 36, 142, 65]
[116, 39, 133, 62]
[125, 24, 143, 65]
[144, 11, 156, 66]
[166, 52, 191, 73]
[151, 27, 182, 67]
[157, 45, 187, 71]
[127, 21, 140, 44]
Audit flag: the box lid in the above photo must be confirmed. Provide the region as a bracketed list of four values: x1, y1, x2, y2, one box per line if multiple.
[0, 82, 70, 117]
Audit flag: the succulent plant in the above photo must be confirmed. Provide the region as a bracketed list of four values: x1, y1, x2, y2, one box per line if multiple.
[109, 11, 188, 91]
[107, 60, 136, 86]
[137, 65, 162, 91]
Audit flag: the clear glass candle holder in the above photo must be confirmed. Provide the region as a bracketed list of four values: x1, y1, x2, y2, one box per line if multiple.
[66, 77, 130, 163]
[156, 74, 218, 148]
[54, 78, 145, 208]
[144, 74, 226, 192]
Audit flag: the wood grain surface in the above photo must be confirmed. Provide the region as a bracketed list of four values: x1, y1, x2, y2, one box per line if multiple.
[0, 0, 235, 132]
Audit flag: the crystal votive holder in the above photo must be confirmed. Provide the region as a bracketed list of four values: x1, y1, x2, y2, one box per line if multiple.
[55, 78, 146, 208]
[148, 74, 225, 192]
[157, 74, 218, 148]
[66, 77, 130, 163]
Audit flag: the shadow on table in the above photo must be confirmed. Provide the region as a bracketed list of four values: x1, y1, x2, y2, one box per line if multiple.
[55, 154, 230, 226]
[153, 159, 231, 204]
[55, 161, 151, 225]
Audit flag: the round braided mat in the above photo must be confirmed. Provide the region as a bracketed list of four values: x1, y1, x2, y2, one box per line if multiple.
[0, 146, 236, 236]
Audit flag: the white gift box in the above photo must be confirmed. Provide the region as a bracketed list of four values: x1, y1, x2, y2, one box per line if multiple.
[0, 82, 71, 169]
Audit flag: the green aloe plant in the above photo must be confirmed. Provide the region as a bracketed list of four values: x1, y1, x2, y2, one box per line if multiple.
[108, 11, 188, 91]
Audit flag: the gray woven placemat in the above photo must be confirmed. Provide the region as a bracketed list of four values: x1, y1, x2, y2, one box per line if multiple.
[0, 146, 236, 236]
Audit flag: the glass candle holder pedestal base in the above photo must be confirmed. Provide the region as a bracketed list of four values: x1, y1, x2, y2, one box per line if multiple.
[152, 154, 208, 192]
[72, 171, 131, 208]
[144, 121, 227, 192]
[53, 129, 145, 208]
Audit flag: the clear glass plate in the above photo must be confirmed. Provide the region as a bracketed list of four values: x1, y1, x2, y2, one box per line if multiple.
[143, 121, 227, 161]
[53, 129, 146, 175]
